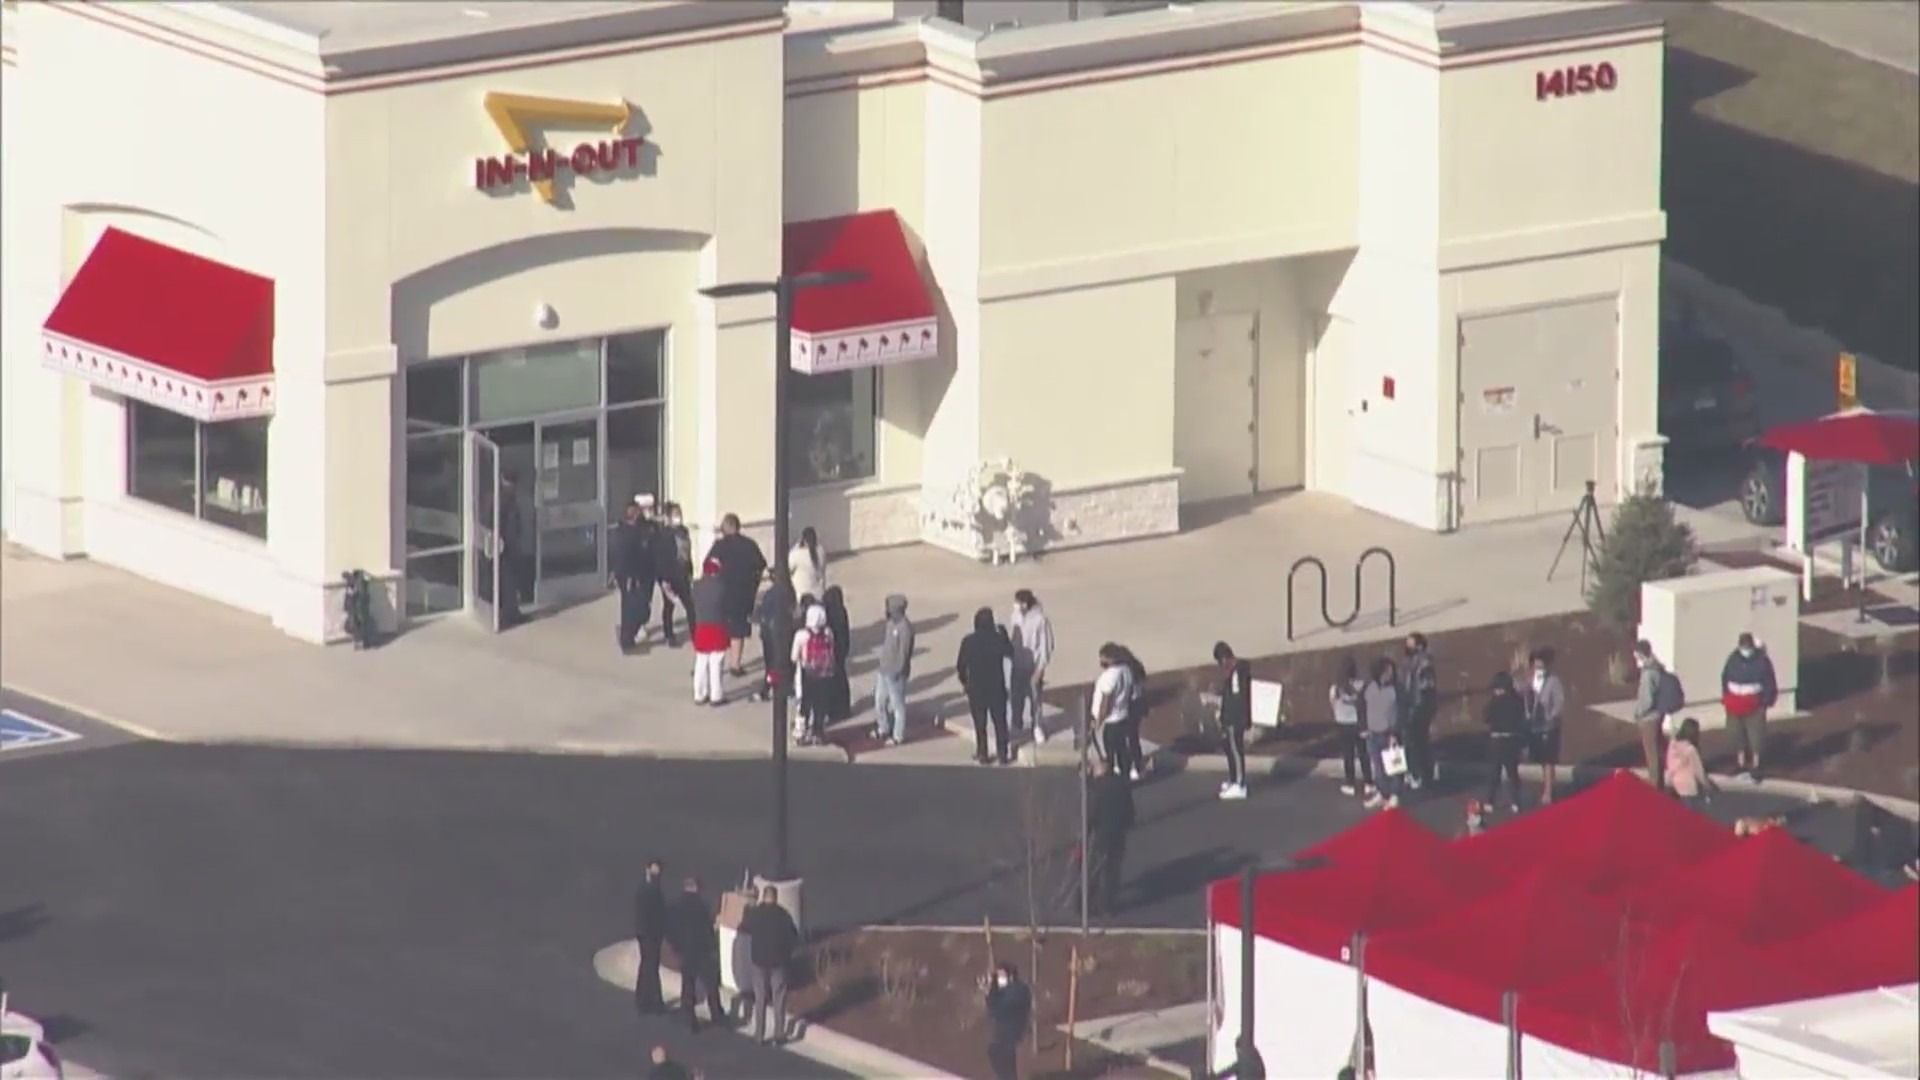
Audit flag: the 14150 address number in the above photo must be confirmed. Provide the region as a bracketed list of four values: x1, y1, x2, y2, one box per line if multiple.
[1536, 62, 1619, 101]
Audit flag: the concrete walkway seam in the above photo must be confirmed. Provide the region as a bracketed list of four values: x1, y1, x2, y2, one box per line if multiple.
[591, 940, 961, 1080]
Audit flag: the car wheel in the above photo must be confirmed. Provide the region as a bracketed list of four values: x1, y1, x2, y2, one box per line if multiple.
[1869, 516, 1915, 573]
[1739, 463, 1783, 526]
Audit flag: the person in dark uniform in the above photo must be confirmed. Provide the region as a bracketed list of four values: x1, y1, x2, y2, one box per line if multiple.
[633, 859, 668, 1015]
[957, 608, 1013, 764]
[611, 499, 658, 654]
[496, 472, 529, 626]
[653, 502, 695, 647]
[1085, 756, 1136, 915]
[753, 577, 797, 704]
[983, 962, 1032, 1080]
[821, 585, 853, 721]
[668, 876, 728, 1032]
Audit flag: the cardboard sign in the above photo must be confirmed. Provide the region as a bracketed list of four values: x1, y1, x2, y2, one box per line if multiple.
[1250, 680, 1284, 728]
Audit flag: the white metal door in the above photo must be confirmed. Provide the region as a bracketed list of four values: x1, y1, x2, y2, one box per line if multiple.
[1533, 298, 1618, 511]
[1458, 311, 1542, 523]
[1175, 313, 1258, 503]
[466, 431, 504, 633]
[1310, 315, 1356, 495]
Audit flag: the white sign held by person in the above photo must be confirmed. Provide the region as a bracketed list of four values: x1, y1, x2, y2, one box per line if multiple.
[1784, 451, 1864, 553]
[1250, 680, 1284, 728]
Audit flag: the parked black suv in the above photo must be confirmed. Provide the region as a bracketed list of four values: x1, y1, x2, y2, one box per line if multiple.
[1658, 317, 1760, 453]
[1739, 446, 1919, 573]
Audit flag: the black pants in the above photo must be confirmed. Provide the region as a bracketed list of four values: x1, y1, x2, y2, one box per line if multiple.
[971, 697, 1009, 761]
[1404, 705, 1437, 783]
[1341, 727, 1374, 789]
[635, 936, 665, 1013]
[1102, 718, 1145, 777]
[988, 1039, 1019, 1080]
[1087, 832, 1127, 914]
[1223, 725, 1249, 786]
[679, 956, 726, 1028]
[657, 576, 691, 643]
[800, 673, 831, 739]
[1486, 734, 1524, 807]
[617, 578, 653, 649]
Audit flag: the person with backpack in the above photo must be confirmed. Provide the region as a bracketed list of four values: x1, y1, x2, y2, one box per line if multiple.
[1633, 639, 1684, 791]
[791, 601, 836, 746]
[1330, 656, 1372, 798]
[1213, 642, 1253, 801]
[1398, 633, 1440, 788]
[1720, 631, 1778, 782]
[957, 607, 1014, 765]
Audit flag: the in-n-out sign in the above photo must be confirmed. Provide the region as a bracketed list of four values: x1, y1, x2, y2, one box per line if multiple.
[1536, 61, 1619, 101]
[474, 91, 645, 204]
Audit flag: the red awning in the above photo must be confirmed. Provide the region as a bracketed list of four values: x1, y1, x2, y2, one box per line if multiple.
[1756, 410, 1920, 466]
[41, 228, 275, 423]
[783, 210, 937, 375]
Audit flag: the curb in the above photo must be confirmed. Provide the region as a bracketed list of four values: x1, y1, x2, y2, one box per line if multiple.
[5, 683, 177, 743]
[1159, 747, 1920, 821]
[591, 940, 961, 1080]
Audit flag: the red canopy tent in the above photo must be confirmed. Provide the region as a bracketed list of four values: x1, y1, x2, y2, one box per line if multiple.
[1450, 772, 1735, 896]
[1364, 867, 1636, 1023]
[1520, 920, 1858, 1075]
[1208, 809, 1482, 959]
[1756, 410, 1920, 466]
[1765, 882, 1920, 990]
[1620, 826, 1887, 944]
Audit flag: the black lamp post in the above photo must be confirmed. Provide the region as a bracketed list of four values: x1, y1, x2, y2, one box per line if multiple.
[698, 268, 866, 883]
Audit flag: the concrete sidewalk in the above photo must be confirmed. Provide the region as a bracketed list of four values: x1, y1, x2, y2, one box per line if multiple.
[0, 493, 1769, 763]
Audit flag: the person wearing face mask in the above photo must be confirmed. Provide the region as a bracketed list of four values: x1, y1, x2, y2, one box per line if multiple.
[1007, 590, 1055, 741]
[1398, 633, 1440, 788]
[982, 962, 1032, 1080]
[1524, 647, 1568, 804]
[652, 501, 695, 647]
[1720, 632, 1778, 782]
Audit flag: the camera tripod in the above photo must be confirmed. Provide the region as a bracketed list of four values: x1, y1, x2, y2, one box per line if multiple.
[1548, 479, 1606, 588]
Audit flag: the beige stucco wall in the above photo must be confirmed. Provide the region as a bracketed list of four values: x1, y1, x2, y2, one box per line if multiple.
[0, 2, 330, 636]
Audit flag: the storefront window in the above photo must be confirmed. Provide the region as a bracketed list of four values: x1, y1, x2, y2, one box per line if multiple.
[607, 330, 665, 404]
[470, 340, 600, 423]
[406, 361, 464, 433]
[789, 369, 877, 488]
[607, 405, 664, 514]
[126, 400, 270, 540]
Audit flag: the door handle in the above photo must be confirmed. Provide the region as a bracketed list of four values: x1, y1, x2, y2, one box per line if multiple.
[1533, 413, 1542, 440]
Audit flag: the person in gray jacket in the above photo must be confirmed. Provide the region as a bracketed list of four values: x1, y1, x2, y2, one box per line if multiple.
[1362, 657, 1404, 809]
[1007, 589, 1055, 741]
[873, 593, 916, 746]
[1632, 640, 1669, 791]
[1525, 647, 1568, 804]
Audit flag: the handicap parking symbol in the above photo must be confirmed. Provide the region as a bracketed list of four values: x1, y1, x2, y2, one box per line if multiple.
[0, 709, 82, 752]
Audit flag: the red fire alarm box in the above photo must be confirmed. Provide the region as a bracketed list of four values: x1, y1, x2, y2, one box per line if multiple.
[1381, 376, 1396, 400]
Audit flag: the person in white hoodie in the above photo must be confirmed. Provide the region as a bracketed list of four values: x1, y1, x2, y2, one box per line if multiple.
[1007, 589, 1056, 741]
[790, 601, 836, 746]
[788, 527, 826, 604]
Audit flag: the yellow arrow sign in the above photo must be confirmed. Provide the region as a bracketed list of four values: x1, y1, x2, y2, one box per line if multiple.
[482, 92, 636, 204]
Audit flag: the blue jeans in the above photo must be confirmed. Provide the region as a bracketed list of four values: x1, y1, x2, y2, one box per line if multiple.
[874, 672, 908, 742]
[1366, 731, 1402, 798]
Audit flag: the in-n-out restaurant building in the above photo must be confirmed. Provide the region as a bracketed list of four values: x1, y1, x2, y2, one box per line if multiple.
[0, 0, 1668, 643]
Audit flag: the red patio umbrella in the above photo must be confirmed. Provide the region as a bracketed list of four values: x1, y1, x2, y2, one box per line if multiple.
[1756, 411, 1920, 466]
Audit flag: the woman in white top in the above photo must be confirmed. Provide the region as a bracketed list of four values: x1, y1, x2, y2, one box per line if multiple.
[789, 526, 826, 602]
[1091, 643, 1147, 781]
[1328, 656, 1372, 798]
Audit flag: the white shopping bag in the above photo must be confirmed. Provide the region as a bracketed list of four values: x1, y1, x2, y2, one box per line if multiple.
[1380, 743, 1409, 777]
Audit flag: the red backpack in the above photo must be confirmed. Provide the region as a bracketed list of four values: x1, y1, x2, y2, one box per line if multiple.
[801, 630, 835, 677]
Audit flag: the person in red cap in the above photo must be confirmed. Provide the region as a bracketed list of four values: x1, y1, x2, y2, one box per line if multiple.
[691, 558, 730, 705]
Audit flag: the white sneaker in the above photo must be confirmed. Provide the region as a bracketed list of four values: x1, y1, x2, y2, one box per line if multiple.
[1129, 767, 1144, 783]
[1408, 777, 1424, 791]
[1384, 795, 1400, 809]
[1339, 784, 1357, 796]
[1034, 727, 1049, 746]
[1218, 784, 1247, 800]
[1364, 792, 1385, 808]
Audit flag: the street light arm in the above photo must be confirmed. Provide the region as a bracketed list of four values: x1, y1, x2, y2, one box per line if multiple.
[698, 281, 780, 299]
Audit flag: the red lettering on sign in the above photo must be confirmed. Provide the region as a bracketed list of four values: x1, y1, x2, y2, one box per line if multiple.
[472, 138, 649, 194]
[1536, 61, 1619, 101]
[528, 149, 559, 183]
[570, 143, 598, 175]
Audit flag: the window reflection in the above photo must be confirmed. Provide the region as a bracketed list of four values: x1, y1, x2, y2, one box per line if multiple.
[126, 400, 269, 539]
[788, 369, 876, 487]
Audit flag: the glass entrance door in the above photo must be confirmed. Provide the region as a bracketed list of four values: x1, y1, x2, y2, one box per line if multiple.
[534, 416, 605, 606]
[466, 431, 504, 633]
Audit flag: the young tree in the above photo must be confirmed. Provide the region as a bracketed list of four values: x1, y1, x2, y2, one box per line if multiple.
[1586, 490, 1699, 631]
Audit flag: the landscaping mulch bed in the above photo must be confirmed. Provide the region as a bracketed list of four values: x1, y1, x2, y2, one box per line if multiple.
[792, 928, 1205, 1080]
[1118, 602, 1920, 803]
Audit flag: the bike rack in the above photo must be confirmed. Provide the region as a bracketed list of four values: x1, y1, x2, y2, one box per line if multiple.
[1286, 546, 1398, 641]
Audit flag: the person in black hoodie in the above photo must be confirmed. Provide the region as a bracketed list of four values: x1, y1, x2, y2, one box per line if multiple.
[633, 859, 668, 1015]
[742, 885, 800, 1046]
[822, 586, 853, 722]
[652, 501, 695, 647]
[1483, 670, 1528, 813]
[667, 876, 728, 1033]
[983, 962, 1032, 1080]
[1085, 755, 1136, 915]
[957, 607, 1013, 764]
[1213, 642, 1254, 799]
[610, 500, 658, 655]
[753, 578, 797, 704]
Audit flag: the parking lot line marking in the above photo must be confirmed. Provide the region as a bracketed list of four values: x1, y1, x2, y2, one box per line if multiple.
[3, 684, 174, 742]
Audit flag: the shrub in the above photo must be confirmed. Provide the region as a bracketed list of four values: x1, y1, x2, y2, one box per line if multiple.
[1585, 491, 1699, 631]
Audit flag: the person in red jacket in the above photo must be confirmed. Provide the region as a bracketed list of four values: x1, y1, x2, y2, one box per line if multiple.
[1720, 632, 1778, 781]
[691, 559, 731, 705]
